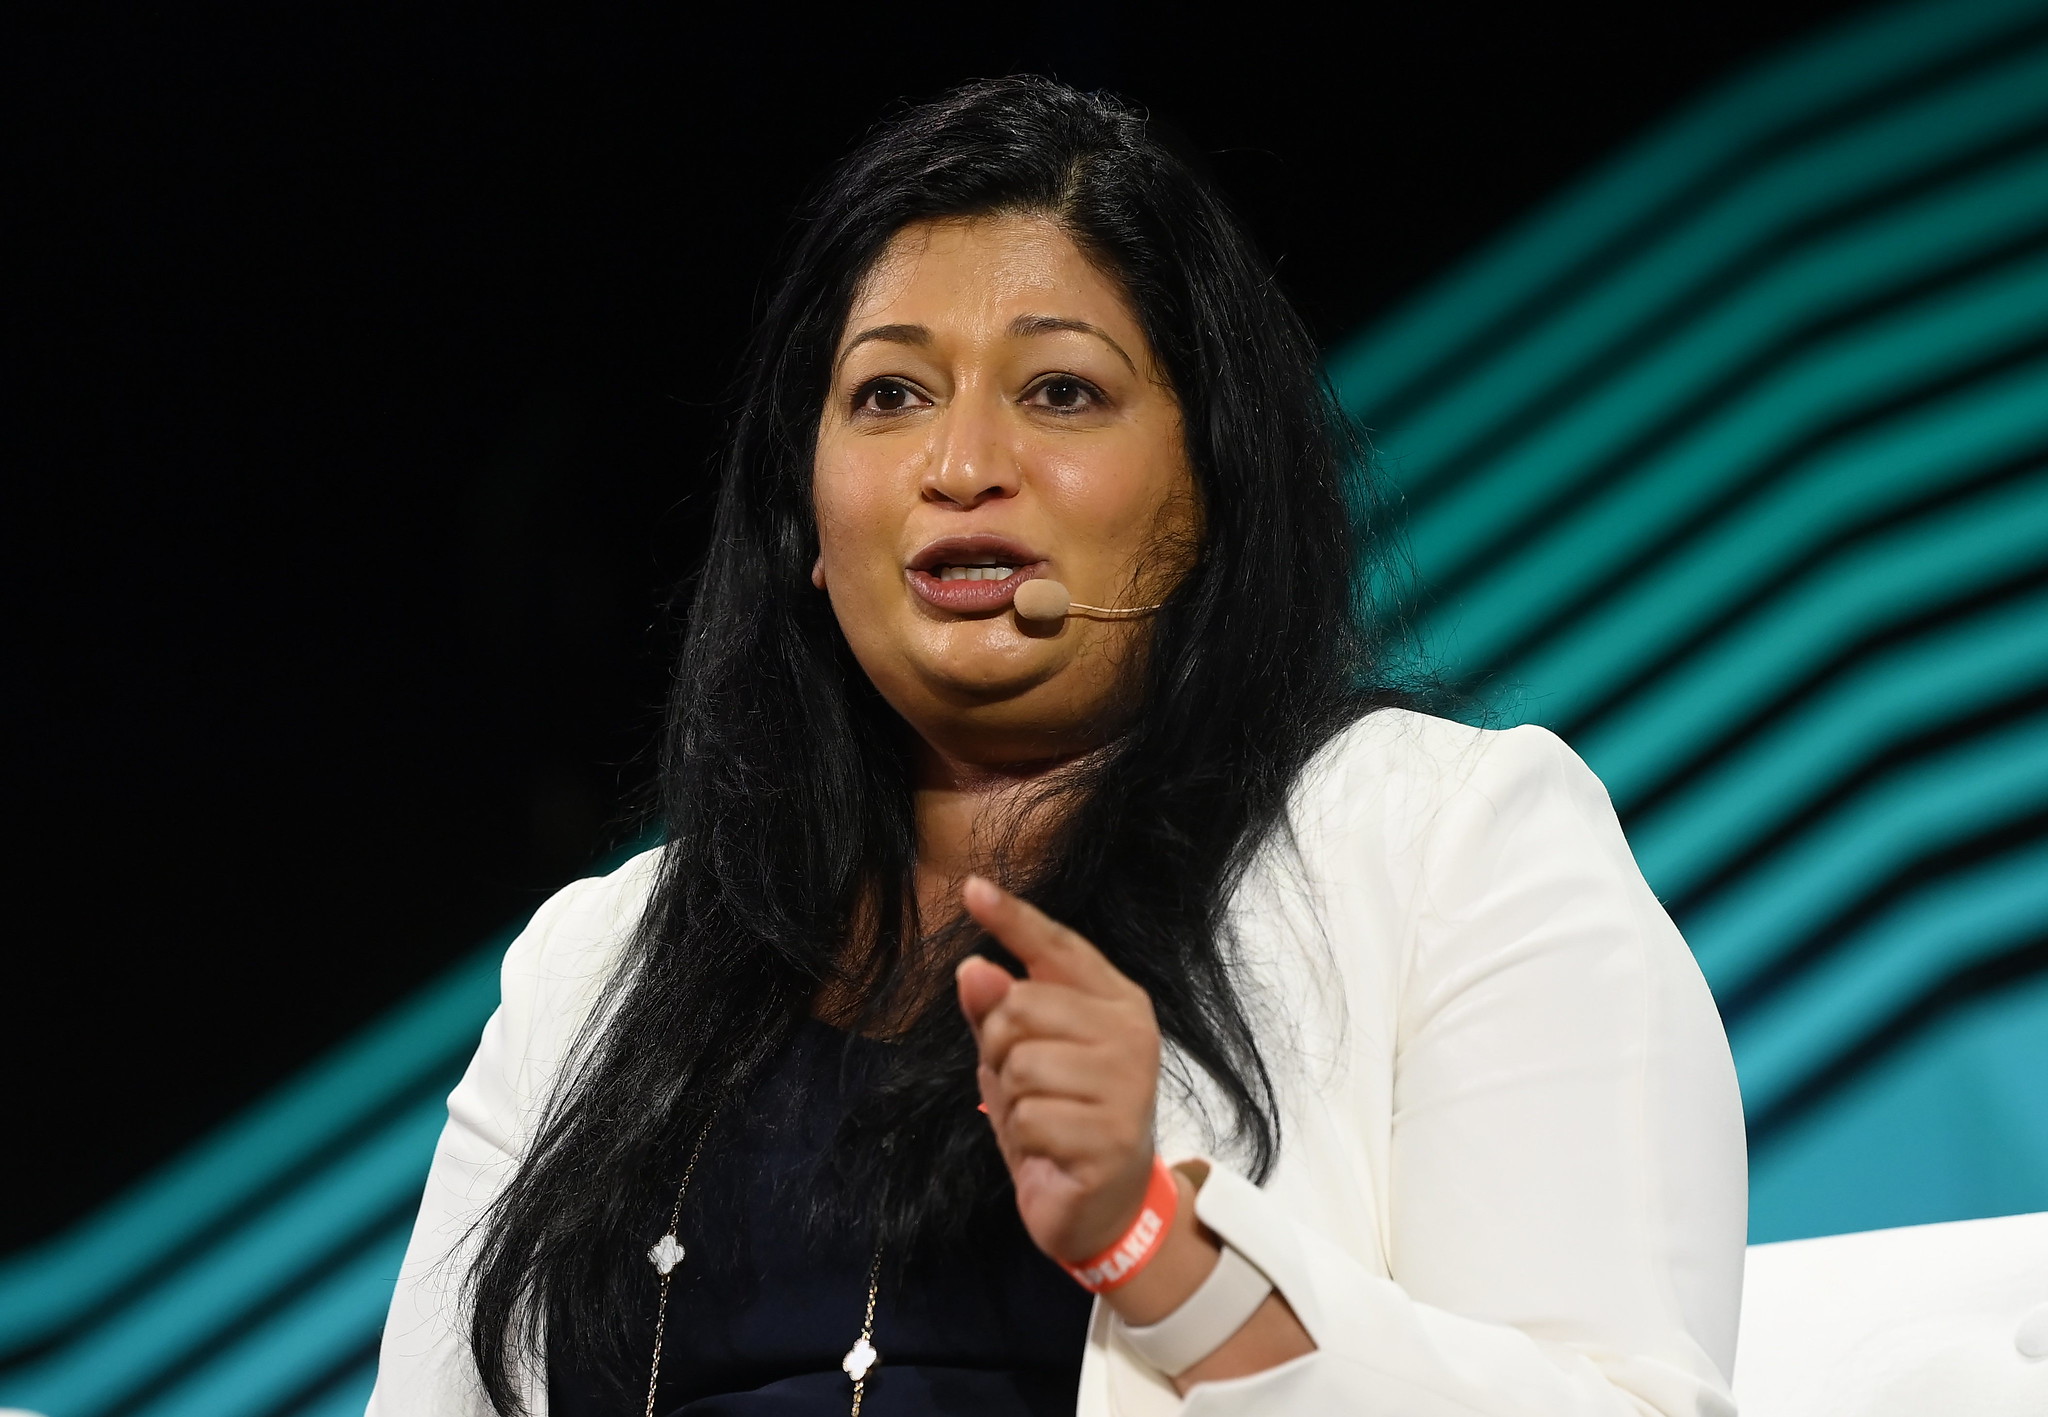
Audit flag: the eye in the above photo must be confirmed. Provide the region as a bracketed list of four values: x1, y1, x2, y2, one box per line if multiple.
[1025, 374, 1105, 413]
[852, 377, 929, 415]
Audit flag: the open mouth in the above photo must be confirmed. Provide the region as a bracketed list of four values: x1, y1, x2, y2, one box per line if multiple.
[907, 536, 1047, 612]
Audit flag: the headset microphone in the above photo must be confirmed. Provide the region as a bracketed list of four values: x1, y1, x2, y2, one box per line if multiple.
[1012, 580, 1162, 623]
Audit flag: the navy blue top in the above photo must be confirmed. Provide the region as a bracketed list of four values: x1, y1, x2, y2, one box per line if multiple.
[548, 1017, 1093, 1416]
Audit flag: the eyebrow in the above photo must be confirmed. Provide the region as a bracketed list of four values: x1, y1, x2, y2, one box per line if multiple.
[1008, 314, 1138, 374]
[836, 322, 932, 370]
[833, 315, 1140, 376]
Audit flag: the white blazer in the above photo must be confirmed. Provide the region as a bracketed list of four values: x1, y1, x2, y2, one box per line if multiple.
[369, 708, 1747, 1416]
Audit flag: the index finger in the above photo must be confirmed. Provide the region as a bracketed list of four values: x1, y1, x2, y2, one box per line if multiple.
[961, 875, 1125, 995]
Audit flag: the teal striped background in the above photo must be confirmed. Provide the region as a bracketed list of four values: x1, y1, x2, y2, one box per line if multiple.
[6, 0, 2046, 1409]
[1327, 0, 2048, 1248]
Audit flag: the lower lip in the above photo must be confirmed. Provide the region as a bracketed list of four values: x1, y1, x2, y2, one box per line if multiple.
[907, 566, 1047, 614]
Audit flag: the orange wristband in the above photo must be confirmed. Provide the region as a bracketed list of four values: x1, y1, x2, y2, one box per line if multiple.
[1062, 1154, 1180, 1293]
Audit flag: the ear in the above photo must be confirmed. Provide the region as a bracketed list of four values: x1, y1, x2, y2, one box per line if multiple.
[810, 555, 827, 590]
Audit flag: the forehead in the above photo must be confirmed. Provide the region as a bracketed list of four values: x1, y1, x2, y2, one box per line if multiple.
[845, 214, 1139, 336]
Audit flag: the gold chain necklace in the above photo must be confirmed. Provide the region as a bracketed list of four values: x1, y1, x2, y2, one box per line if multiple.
[642, 1116, 884, 1417]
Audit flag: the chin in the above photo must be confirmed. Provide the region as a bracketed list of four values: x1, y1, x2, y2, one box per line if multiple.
[912, 620, 1058, 681]
[922, 654, 1063, 705]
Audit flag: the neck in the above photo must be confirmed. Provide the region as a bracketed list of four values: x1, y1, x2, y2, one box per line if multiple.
[911, 737, 1087, 915]
[813, 737, 1089, 1031]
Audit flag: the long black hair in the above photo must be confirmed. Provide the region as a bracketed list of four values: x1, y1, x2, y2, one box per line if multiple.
[466, 75, 1420, 1410]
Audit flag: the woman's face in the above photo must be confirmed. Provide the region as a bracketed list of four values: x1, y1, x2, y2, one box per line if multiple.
[813, 213, 1198, 768]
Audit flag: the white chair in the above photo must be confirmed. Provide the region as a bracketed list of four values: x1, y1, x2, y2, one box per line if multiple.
[1735, 1210, 2048, 1416]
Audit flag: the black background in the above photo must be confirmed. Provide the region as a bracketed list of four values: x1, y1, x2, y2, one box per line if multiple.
[9, 0, 1865, 1252]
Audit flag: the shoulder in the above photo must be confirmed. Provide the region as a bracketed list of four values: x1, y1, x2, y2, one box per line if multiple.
[494, 844, 666, 1102]
[1289, 706, 1598, 851]
[1294, 710, 1702, 1011]
[502, 844, 664, 980]
[1270, 707, 1658, 962]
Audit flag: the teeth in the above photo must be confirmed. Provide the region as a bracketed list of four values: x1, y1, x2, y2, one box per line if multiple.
[937, 565, 1016, 581]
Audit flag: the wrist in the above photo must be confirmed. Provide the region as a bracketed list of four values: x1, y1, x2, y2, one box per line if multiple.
[1061, 1153, 1181, 1293]
[1101, 1163, 1221, 1326]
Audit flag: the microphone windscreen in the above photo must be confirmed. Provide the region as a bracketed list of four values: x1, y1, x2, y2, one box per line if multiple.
[1013, 579, 1071, 622]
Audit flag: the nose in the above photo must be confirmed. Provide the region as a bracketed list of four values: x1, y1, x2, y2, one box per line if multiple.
[923, 392, 1019, 509]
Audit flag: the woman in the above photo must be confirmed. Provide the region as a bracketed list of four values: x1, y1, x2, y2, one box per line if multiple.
[370, 77, 1746, 1416]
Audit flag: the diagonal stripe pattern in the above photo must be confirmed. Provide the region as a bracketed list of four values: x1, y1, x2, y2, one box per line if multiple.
[1340, 0, 2048, 1247]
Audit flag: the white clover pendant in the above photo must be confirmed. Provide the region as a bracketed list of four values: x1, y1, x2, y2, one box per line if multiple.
[842, 1336, 878, 1383]
[647, 1233, 686, 1276]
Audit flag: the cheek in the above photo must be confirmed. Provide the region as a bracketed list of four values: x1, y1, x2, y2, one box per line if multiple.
[1034, 436, 1188, 551]
[812, 450, 899, 576]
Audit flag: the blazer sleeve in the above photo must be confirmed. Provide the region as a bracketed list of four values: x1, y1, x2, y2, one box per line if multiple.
[1166, 724, 1747, 1417]
[366, 872, 624, 1417]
